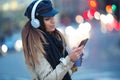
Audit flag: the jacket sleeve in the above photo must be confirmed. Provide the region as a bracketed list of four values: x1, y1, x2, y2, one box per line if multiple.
[26, 54, 74, 80]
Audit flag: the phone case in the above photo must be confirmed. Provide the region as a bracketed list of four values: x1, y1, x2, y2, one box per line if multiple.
[78, 38, 88, 47]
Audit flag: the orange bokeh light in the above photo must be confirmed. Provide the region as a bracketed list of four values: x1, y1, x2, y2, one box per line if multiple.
[106, 5, 112, 13]
[88, 0, 97, 9]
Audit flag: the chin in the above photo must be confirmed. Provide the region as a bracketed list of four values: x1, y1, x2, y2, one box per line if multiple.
[51, 27, 56, 31]
[47, 28, 55, 32]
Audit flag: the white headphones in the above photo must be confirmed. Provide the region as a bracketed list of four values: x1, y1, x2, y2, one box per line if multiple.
[31, 0, 42, 28]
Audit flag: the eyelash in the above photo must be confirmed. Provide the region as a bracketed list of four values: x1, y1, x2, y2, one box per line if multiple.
[45, 18, 50, 20]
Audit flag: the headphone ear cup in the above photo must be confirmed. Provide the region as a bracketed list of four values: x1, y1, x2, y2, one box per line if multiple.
[31, 19, 40, 28]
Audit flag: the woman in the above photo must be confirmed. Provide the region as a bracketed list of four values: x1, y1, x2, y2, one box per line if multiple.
[22, 0, 84, 80]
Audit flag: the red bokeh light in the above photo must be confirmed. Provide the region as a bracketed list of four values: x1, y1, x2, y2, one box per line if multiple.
[89, 9, 96, 16]
[83, 11, 90, 20]
[114, 20, 120, 31]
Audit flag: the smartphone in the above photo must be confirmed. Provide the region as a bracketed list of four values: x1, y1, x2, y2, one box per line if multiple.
[78, 38, 88, 47]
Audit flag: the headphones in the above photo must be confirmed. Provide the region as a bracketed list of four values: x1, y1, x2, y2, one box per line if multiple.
[31, 0, 42, 28]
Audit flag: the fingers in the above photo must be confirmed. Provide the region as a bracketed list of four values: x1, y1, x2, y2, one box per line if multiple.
[73, 46, 84, 57]
[69, 46, 85, 62]
[72, 46, 84, 54]
[78, 45, 84, 51]
[75, 46, 84, 54]
[76, 54, 80, 59]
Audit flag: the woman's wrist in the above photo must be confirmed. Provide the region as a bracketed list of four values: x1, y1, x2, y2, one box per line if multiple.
[59, 56, 74, 66]
[68, 55, 75, 62]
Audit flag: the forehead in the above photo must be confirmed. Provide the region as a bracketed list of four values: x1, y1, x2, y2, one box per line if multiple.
[43, 16, 54, 19]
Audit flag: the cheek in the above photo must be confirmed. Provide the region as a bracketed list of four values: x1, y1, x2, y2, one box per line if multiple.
[44, 20, 49, 26]
[44, 23, 50, 31]
[44, 22, 49, 29]
[44, 20, 55, 32]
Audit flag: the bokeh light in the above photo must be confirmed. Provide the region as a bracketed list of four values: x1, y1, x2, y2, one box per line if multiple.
[94, 11, 101, 20]
[106, 14, 114, 24]
[1, 44, 8, 54]
[78, 22, 92, 35]
[100, 14, 108, 24]
[83, 11, 89, 20]
[14, 40, 22, 52]
[2, 1, 18, 11]
[106, 5, 112, 13]
[75, 15, 84, 24]
[88, 0, 98, 9]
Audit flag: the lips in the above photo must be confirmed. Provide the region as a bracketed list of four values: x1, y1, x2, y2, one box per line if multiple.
[50, 25, 55, 28]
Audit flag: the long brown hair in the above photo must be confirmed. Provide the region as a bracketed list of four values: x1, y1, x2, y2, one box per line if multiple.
[22, 21, 66, 67]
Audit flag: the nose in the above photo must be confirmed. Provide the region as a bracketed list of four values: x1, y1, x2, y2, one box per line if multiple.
[51, 17, 55, 24]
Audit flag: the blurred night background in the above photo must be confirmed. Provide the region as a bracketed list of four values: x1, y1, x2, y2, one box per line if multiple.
[0, 0, 120, 80]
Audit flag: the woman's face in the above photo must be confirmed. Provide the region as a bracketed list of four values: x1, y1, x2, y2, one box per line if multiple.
[43, 16, 56, 32]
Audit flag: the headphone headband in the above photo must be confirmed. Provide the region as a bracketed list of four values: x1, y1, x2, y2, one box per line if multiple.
[31, 0, 42, 28]
[31, 0, 42, 19]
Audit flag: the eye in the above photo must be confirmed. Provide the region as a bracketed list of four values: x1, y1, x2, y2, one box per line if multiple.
[44, 17, 50, 20]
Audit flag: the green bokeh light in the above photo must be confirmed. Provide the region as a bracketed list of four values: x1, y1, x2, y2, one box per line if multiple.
[112, 4, 117, 12]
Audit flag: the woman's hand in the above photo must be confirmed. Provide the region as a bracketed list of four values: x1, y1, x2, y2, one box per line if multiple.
[69, 45, 84, 62]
